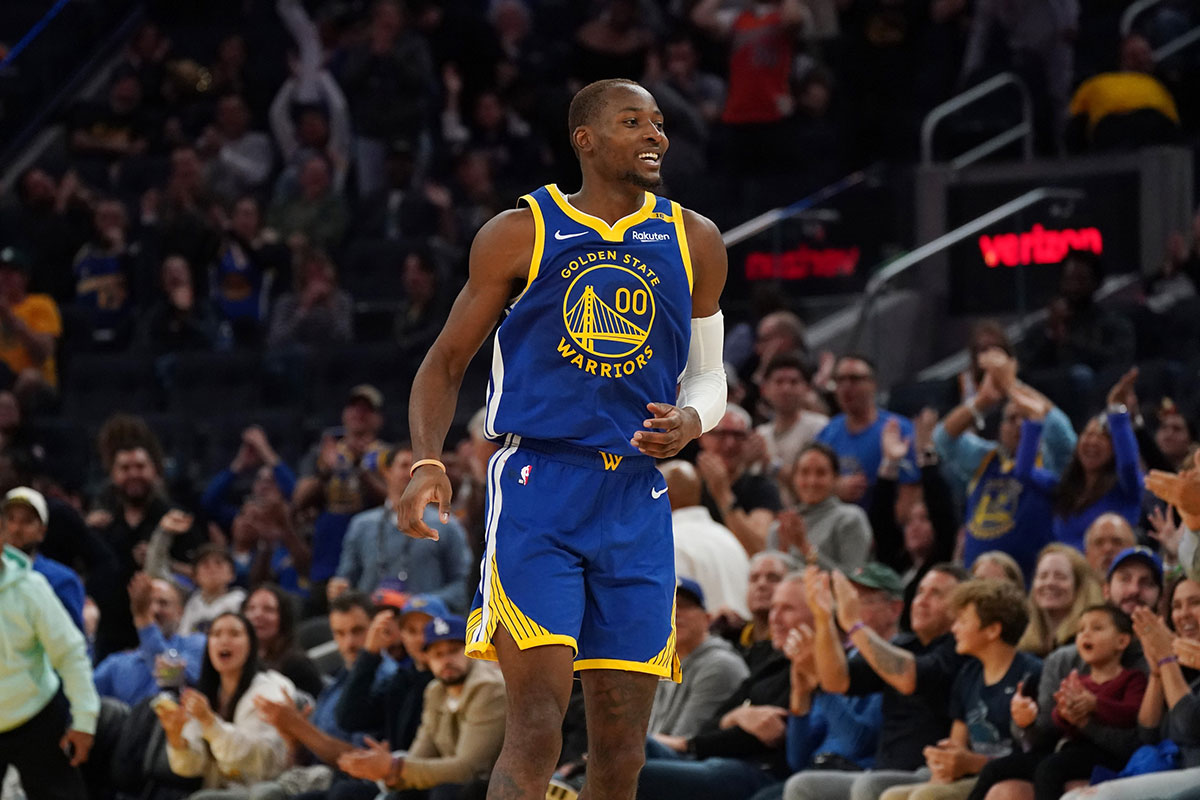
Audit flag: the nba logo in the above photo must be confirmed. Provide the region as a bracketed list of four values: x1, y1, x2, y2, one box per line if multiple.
[518, 465, 532, 485]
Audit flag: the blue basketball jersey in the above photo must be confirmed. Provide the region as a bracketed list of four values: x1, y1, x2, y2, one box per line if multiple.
[483, 184, 694, 456]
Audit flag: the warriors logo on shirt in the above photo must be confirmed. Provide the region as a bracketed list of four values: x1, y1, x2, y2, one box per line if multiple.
[555, 259, 659, 379]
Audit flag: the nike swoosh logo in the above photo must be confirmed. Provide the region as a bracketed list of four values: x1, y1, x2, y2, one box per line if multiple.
[554, 230, 588, 240]
[651, 487, 667, 499]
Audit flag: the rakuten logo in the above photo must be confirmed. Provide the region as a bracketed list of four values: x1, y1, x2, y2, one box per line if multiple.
[632, 230, 671, 242]
[978, 224, 1103, 267]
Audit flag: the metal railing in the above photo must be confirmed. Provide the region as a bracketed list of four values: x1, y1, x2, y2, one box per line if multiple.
[1121, 0, 1165, 36]
[721, 169, 870, 248]
[1154, 24, 1200, 62]
[848, 187, 1086, 350]
[920, 72, 1033, 168]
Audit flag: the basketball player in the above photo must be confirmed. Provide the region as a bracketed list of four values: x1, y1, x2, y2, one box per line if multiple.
[393, 79, 728, 799]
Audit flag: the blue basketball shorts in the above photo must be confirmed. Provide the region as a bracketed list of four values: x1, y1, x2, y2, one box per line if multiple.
[465, 434, 680, 681]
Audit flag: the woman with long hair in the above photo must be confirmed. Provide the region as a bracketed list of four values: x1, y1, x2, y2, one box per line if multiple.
[155, 612, 294, 789]
[241, 584, 323, 697]
[1017, 544, 1103, 657]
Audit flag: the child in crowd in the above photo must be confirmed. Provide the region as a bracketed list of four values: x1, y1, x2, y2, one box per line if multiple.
[179, 545, 246, 635]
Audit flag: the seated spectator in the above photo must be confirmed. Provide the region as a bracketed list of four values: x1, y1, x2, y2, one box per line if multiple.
[395, 248, 452, 352]
[199, 93, 274, 202]
[1015, 371, 1143, 551]
[211, 196, 291, 347]
[770, 443, 872, 573]
[200, 426, 297, 534]
[67, 68, 153, 166]
[572, 0, 655, 84]
[266, 155, 349, 251]
[713, 550, 794, 664]
[0, 249, 61, 404]
[352, 138, 449, 243]
[647, 579, 749, 742]
[266, 247, 353, 348]
[934, 349, 1075, 581]
[660, 459, 751, 618]
[816, 355, 919, 511]
[878, 579, 1037, 800]
[180, 545, 247, 636]
[294, 387, 390, 589]
[637, 572, 805, 800]
[1067, 35, 1180, 152]
[5, 168, 92, 302]
[339, 615, 506, 797]
[1083, 513, 1137, 578]
[71, 198, 137, 350]
[972, 605, 1146, 800]
[94, 572, 206, 705]
[138, 254, 220, 354]
[1, 486, 84, 631]
[697, 405, 783, 555]
[970, 551, 1026, 592]
[1019, 250, 1136, 382]
[243, 584, 324, 698]
[871, 414, 958, 625]
[0, 539, 99, 800]
[1019, 544, 1104, 658]
[329, 446, 468, 610]
[755, 354, 829, 495]
[157, 612, 294, 790]
[1153, 399, 1196, 471]
[787, 564, 970, 800]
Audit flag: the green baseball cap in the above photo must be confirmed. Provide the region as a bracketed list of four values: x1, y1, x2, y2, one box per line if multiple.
[847, 562, 905, 598]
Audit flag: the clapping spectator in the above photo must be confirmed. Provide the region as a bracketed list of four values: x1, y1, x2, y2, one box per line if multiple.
[0, 248, 61, 405]
[211, 196, 290, 346]
[266, 247, 353, 348]
[698, 405, 783, 555]
[266, 156, 349, 252]
[770, 443, 872, 573]
[72, 198, 137, 350]
[138, 254, 220, 354]
[200, 425, 296, 533]
[199, 94, 274, 202]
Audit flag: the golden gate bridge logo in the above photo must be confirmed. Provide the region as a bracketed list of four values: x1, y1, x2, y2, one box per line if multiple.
[562, 265, 656, 359]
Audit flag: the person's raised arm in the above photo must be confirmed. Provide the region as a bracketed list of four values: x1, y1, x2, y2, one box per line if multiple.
[833, 570, 917, 694]
[394, 209, 533, 540]
[804, 566, 851, 694]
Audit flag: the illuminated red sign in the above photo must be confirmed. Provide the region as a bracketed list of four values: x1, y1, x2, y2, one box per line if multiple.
[745, 245, 860, 281]
[978, 224, 1103, 268]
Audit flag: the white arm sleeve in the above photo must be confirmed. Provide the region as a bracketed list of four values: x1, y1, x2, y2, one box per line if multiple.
[676, 310, 727, 433]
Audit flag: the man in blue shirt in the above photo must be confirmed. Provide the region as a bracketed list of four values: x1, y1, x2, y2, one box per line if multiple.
[1, 486, 85, 632]
[816, 355, 919, 510]
[92, 573, 205, 705]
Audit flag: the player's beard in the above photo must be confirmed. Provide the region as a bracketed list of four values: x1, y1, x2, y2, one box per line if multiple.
[621, 170, 663, 190]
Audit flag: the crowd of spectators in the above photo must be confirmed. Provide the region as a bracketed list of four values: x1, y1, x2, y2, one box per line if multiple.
[2, 1, 1200, 800]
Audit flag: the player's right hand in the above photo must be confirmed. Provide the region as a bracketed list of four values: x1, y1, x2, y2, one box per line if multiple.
[393, 462, 451, 541]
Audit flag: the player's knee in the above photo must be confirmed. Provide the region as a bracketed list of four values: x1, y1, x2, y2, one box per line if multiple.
[586, 734, 646, 782]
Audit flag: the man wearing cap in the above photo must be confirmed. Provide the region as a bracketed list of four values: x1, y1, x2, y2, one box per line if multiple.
[330, 446, 469, 611]
[647, 578, 749, 741]
[295, 385, 391, 593]
[92, 571, 205, 705]
[0, 246, 61, 403]
[1, 486, 85, 632]
[339, 614, 507, 796]
[0, 532, 100, 798]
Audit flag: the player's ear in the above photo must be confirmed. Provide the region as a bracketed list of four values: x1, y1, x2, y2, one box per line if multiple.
[572, 125, 593, 155]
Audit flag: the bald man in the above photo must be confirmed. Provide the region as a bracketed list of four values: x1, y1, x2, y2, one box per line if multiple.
[662, 460, 750, 617]
[1084, 513, 1136, 577]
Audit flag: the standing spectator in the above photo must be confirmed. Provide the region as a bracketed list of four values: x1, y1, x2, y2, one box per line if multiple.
[817, 355, 919, 510]
[4, 168, 93, 301]
[330, 446, 468, 610]
[242, 584, 324, 698]
[352, 139, 449, 243]
[0, 249, 61, 404]
[199, 94, 274, 202]
[266, 156, 349, 251]
[756, 354, 829, 492]
[72, 198, 137, 350]
[697, 405, 783, 555]
[660, 459, 751, 618]
[647, 578, 750, 741]
[338, 615, 507, 796]
[394, 248, 452, 352]
[67, 69, 153, 168]
[211, 196, 291, 347]
[93, 572, 206, 705]
[1018, 544, 1104, 658]
[1153, 400, 1196, 470]
[293, 387, 390, 588]
[1015, 370, 1144, 551]
[572, 0, 655, 83]
[138, 254, 219, 354]
[337, 0, 436, 197]
[771, 443, 872, 574]
[0, 486, 84, 631]
[1067, 34, 1180, 151]
[157, 612, 294, 790]
[0, 542, 99, 800]
[200, 426, 297, 534]
[179, 545, 247, 636]
[266, 248, 353, 348]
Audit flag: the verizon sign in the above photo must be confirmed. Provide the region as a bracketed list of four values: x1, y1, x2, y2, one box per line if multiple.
[977, 224, 1104, 268]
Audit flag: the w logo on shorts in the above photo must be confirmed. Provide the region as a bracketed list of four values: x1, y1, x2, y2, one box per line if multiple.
[600, 452, 624, 471]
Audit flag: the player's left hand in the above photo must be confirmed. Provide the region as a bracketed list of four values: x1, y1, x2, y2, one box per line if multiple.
[630, 402, 701, 458]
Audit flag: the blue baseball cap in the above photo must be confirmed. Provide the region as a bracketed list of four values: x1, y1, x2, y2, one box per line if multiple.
[423, 615, 468, 650]
[399, 593, 450, 621]
[1107, 546, 1164, 587]
[676, 577, 706, 609]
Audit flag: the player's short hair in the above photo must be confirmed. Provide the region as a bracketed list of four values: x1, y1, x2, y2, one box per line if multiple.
[951, 578, 1029, 646]
[567, 79, 642, 152]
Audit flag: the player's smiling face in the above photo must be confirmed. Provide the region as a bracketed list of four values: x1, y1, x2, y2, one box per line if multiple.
[595, 87, 668, 189]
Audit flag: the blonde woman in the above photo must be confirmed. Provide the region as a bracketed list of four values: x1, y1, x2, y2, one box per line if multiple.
[970, 551, 1025, 593]
[1017, 544, 1103, 657]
